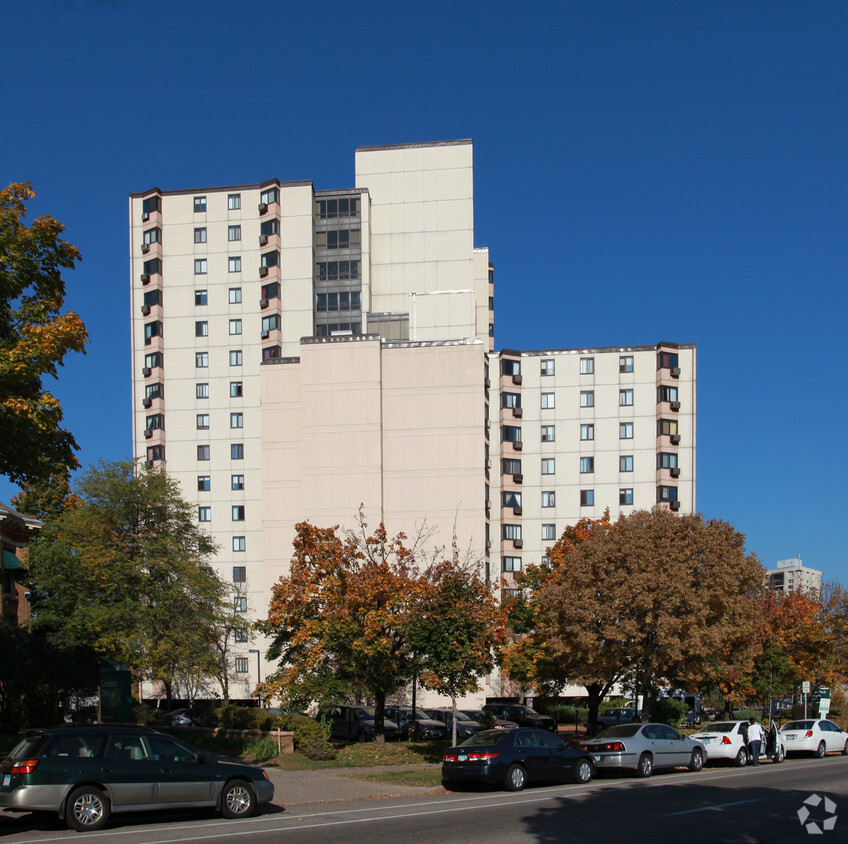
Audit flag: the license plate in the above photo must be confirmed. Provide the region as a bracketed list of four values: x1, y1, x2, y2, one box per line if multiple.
[2, 775, 9, 787]
[785, 734, 796, 740]
[458, 754, 468, 761]
[592, 754, 601, 762]
[701, 737, 713, 744]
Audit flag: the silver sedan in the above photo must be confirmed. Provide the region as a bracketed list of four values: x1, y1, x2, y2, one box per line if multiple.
[579, 722, 706, 777]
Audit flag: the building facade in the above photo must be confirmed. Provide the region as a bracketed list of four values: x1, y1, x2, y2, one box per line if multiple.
[766, 557, 822, 594]
[129, 140, 696, 703]
[0, 502, 39, 628]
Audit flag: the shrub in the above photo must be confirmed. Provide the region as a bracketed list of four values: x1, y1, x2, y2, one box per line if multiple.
[279, 714, 335, 760]
[216, 704, 283, 731]
[244, 736, 279, 762]
[545, 704, 589, 724]
[651, 697, 687, 727]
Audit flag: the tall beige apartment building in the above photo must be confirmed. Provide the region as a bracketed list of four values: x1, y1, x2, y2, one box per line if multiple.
[130, 140, 695, 703]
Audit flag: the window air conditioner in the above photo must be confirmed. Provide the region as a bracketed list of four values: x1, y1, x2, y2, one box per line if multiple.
[259, 234, 268, 246]
[260, 298, 269, 309]
[514, 539, 523, 549]
[670, 500, 681, 511]
[670, 434, 681, 445]
[512, 374, 522, 385]
[142, 397, 153, 408]
[670, 401, 681, 411]
[258, 202, 268, 213]
[141, 304, 151, 316]
[513, 473, 523, 484]
[671, 366, 681, 378]
[513, 407, 523, 418]
[484, 378, 491, 389]
[144, 429, 153, 439]
[513, 441, 523, 451]
[141, 242, 150, 253]
[485, 499, 491, 510]
[261, 330, 269, 339]
[486, 458, 492, 468]
[259, 266, 269, 277]
[513, 506, 523, 516]
[670, 467, 681, 478]
[142, 366, 152, 377]
[140, 273, 150, 284]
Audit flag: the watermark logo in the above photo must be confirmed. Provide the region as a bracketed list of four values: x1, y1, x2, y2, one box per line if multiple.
[797, 794, 837, 834]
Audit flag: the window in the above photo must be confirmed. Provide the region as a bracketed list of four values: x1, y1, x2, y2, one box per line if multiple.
[502, 557, 522, 572]
[230, 381, 243, 397]
[315, 229, 361, 250]
[196, 382, 209, 399]
[580, 489, 595, 507]
[502, 491, 522, 508]
[229, 257, 242, 273]
[502, 524, 522, 541]
[501, 359, 521, 377]
[542, 490, 556, 507]
[501, 425, 521, 444]
[228, 193, 241, 210]
[620, 422, 634, 439]
[230, 350, 242, 366]
[194, 259, 207, 275]
[198, 506, 211, 522]
[541, 458, 555, 475]
[620, 355, 634, 373]
[316, 260, 360, 281]
[233, 566, 246, 583]
[541, 392, 555, 409]
[145, 382, 164, 400]
[230, 412, 243, 429]
[580, 424, 594, 441]
[620, 389, 634, 406]
[229, 319, 242, 335]
[542, 524, 556, 541]
[620, 455, 634, 472]
[196, 413, 210, 430]
[143, 289, 162, 308]
[196, 352, 209, 368]
[261, 250, 280, 268]
[197, 476, 210, 492]
[235, 629, 248, 643]
[142, 195, 161, 216]
[537, 425, 555, 444]
[143, 257, 162, 275]
[231, 443, 244, 459]
[234, 596, 247, 613]
[580, 456, 594, 473]
[195, 290, 208, 306]
[260, 187, 278, 205]
[261, 219, 280, 237]
[232, 505, 245, 521]
[228, 225, 241, 241]
[146, 444, 165, 462]
[501, 392, 520, 409]
[195, 320, 208, 337]
[197, 444, 210, 460]
[580, 357, 594, 375]
[144, 351, 163, 370]
[316, 291, 360, 312]
[235, 657, 248, 673]
[658, 351, 679, 370]
[658, 385, 679, 403]
[580, 391, 594, 407]
[194, 196, 206, 213]
[657, 486, 679, 503]
[540, 359, 554, 376]
[229, 287, 242, 304]
[658, 452, 679, 469]
[143, 227, 161, 244]
[232, 474, 245, 490]
[145, 414, 164, 430]
[620, 488, 634, 505]
[194, 227, 207, 243]
[261, 282, 281, 301]
[143, 321, 162, 344]
[261, 314, 280, 333]
[233, 536, 246, 552]
[316, 196, 360, 218]
[502, 458, 522, 475]
[658, 419, 678, 436]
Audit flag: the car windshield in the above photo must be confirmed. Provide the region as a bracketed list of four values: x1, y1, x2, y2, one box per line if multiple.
[596, 724, 643, 738]
[459, 730, 509, 747]
[511, 706, 541, 716]
[783, 720, 815, 730]
[355, 708, 376, 718]
[698, 722, 737, 733]
[5, 734, 45, 761]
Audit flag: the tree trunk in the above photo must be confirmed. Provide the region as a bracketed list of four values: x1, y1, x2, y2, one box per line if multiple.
[374, 690, 386, 744]
[451, 694, 457, 747]
[584, 681, 607, 735]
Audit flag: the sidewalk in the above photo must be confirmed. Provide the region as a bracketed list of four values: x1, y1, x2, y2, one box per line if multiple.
[263, 764, 443, 807]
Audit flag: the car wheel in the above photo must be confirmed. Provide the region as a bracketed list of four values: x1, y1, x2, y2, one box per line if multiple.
[504, 763, 527, 791]
[842, 740, 848, 756]
[66, 785, 110, 832]
[688, 748, 704, 772]
[815, 741, 826, 759]
[574, 759, 593, 783]
[221, 780, 256, 819]
[635, 752, 653, 778]
[733, 747, 747, 767]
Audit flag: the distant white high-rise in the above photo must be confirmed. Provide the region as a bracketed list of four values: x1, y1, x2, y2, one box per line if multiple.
[766, 557, 822, 594]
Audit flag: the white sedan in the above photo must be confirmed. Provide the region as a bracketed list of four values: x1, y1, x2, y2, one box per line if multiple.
[694, 721, 785, 766]
[779, 719, 848, 757]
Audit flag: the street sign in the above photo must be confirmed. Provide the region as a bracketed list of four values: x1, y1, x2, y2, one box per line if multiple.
[802, 681, 811, 694]
[811, 686, 830, 713]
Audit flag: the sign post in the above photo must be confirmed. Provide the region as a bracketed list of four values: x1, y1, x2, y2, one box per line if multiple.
[811, 687, 831, 717]
[802, 681, 811, 719]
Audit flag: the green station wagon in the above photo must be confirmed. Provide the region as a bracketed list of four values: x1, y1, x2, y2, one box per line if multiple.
[0, 724, 274, 831]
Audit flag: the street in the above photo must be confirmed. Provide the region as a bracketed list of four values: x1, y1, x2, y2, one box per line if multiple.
[1, 756, 845, 843]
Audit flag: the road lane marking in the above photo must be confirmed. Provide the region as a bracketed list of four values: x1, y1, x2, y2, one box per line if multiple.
[667, 799, 759, 816]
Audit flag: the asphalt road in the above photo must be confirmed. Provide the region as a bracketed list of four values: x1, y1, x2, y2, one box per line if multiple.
[2, 756, 845, 843]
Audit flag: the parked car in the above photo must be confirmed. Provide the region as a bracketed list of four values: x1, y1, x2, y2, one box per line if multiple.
[586, 708, 641, 732]
[460, 709, 518, 730]
[160, 708, 197, 727]
[384, 707, 446, 740]
[318, 705, 400, 742]
[0, 724, 273, 832]
[482, 704, 556, 732]
[778, 719, 848, 757]
[579, 722, 706, 777]
[425, 708, 487, 740]
[694, 720, 785, 766]
[442, 728, 594, 791]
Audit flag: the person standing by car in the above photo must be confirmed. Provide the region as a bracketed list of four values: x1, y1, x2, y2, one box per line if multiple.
[747, 717, 766, 766]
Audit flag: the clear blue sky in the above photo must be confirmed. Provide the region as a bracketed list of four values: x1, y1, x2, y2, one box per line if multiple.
[2, 0, 846, 581]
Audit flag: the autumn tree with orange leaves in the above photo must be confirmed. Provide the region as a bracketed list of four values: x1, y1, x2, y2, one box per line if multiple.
[257, 520, 426, 742]
[0, 182, 88, 485]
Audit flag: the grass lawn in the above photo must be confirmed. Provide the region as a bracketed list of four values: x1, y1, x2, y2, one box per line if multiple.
[271, 739, 450, 771]
[342, 768, 445, 788]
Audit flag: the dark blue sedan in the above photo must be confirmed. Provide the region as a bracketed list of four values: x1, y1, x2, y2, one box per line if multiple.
[442, 728, 594, 791]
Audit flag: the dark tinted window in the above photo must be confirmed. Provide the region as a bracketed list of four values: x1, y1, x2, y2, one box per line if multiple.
[460, 730, 511, 747]
[148, 735, 195, 763]
[44, 734, 106, 759]
[596, 724, 642, 738]
[7, 734, 47, 760]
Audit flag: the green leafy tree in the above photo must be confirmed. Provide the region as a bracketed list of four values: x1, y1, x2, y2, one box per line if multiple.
[25, 459, 227, 704]
[257, 519, 424, 742]
[408, 556, 506, 745]
[0, 182, 88, 485]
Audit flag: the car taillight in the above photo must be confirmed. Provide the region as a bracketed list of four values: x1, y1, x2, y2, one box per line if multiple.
[721, 736, 732, 745]
[10, 759, 38, 775]
[444, 753, 458, 762]
[467, 752, 498, 761]
[594, 741, 625, 753]
[805, 730, 813, 738]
